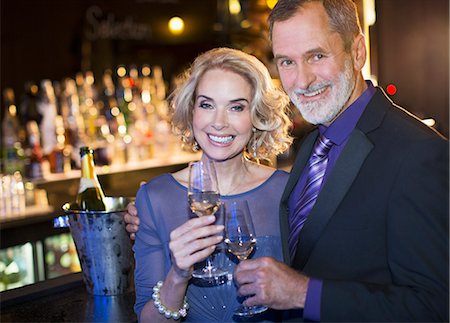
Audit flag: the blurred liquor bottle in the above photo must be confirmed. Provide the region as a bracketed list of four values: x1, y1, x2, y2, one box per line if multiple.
[97, 69, 125, 165]
[47, 116, 72, 173]
[51, 80, 74, 173]
[10, 171, 26, 215]
[37, 80, 58, 158]
[2, 88, 26, 175]
[137, 64, 156, 160]
[153, 65, 167, 109]
[24, 120, 44, 180]
[61, 78, 86, 168]
[152, 65, 176, 157]
[93, 69, 121, 165]
[116, 65, 132, 129]
[36, 79, 72, 174]
[19, 82, 42, 126]
[77, 71, 99, 146]
[122, 65, 145, 162]
[109, 67, 131, 164]
[99, 69, 117, 126]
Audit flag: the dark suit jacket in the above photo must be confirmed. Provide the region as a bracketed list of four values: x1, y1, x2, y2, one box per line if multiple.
[280, 88, 449, 322]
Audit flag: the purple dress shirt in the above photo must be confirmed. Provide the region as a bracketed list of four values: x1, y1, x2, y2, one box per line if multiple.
[289, 81, 377, 321]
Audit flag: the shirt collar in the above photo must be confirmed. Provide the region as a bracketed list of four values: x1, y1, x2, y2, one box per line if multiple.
[319, 80, 376, 145]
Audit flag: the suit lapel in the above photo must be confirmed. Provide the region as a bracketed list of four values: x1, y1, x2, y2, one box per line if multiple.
[280, 129, 318, 263]
[292, 129, 374, 268]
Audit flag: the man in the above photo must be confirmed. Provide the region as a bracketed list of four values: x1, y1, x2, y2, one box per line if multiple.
[233, 0, 448, 321]
[125, 0, 449, 321]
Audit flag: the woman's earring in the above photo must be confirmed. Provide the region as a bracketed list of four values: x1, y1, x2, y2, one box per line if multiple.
[192, 140, 200, 152]
[252, 141, 257, 158]
[251, 128, 257, 158]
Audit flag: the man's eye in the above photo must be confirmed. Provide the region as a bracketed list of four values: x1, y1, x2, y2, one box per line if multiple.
[312, 53, 325, 61]
[278, 59, 294, 68]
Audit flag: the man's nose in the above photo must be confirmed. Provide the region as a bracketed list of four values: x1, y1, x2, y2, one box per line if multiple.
[294, 63, 316, 90]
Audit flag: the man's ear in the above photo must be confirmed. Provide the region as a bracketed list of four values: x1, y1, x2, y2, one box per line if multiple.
[352, 33, 367, 71]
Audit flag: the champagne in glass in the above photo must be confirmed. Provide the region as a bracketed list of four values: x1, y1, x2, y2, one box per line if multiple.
[224, 200, 268, 317]
[188, 160, 227, 280]
[225, 237, 256, 261]
[188, 191, 221, 217]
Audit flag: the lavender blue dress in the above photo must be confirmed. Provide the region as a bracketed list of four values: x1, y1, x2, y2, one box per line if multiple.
[134, 170, 289, 322]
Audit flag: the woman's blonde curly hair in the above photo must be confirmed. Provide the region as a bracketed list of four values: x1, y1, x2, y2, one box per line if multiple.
[170, 47, 293, 161]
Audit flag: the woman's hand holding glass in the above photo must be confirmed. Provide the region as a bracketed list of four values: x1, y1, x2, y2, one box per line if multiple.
[169, 215, 224, 280]
[187, 160, 228, 280]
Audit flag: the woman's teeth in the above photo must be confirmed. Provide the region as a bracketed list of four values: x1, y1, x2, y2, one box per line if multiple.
[208, 134, 234, 144]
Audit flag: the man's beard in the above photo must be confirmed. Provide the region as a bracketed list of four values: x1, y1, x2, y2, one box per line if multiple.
[289, 58, 355, 125]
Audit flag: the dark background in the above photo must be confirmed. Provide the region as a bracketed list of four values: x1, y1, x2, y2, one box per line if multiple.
[372, 0, 449, 136]
[1, 0, 448, 137]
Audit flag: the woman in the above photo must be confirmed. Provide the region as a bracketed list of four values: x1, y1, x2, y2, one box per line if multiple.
[133, 47, 292, 322]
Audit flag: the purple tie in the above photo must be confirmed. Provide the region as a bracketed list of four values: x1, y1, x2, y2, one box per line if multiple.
[288, 135, 333, 259]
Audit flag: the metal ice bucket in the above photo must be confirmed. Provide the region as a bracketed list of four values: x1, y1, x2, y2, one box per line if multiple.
[55, 197, 134, 296]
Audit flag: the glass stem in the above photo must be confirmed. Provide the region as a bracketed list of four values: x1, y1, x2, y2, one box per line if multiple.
[205, 255, 214, 271]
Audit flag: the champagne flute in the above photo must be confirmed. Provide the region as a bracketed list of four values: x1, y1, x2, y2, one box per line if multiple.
[188, 160, 227, 280]
[224, 200, 268, 316]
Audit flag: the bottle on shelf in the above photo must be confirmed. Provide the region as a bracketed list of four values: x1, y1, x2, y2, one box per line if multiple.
[48, 115, 71, 173]
[10, 171, 26, 215]
[108, 67, 130, 165]
[138, 65, 156, 160]
[93, 69, 118, 165]
[78, 71, 99, 145]
[76, 146, 106, 211]
[37, 79, 58, 157]
[24, 120, 44, 180]
[151, 65, 179, 157]
[19, 81, 42, 126]
[122, 65, 146, 163]
[99, 69, 117, 120]
[152, 65, 167, 106]
[61, 78, 86, 168]
[2, 88, 26, 175]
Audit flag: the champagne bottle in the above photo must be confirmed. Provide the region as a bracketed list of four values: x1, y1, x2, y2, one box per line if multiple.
[76, 146, 106, 211]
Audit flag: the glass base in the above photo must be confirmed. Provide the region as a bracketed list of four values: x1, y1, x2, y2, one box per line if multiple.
[234, 305, 268, 317]
[191, 274, 229, 287]
[191, 266, 228, 280]
[192, 250, 228, 283]
[192, 266, 228, 279]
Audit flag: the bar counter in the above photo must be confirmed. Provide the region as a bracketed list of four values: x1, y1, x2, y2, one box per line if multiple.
[0, 152, 207, 321]
[0, 273, 137, 322]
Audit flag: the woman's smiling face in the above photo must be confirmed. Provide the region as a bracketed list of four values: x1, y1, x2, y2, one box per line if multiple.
[192, 68, 253, 162]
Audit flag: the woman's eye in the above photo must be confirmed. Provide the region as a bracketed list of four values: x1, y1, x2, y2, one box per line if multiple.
[230, 105, 244, 112]
[199, 102, 213, 109]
